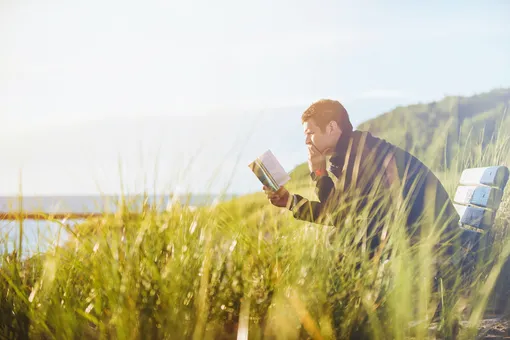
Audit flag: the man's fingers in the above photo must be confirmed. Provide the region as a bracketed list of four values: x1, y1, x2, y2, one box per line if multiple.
[263, 187, 275, 196]
[310, 143, 323, 155]
[268, 193, 280, 200]
[263, 185, 289, 207]
[269, 196, 281, 204]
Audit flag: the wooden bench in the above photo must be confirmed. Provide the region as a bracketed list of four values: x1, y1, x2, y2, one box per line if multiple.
[453, 166, 509, 233]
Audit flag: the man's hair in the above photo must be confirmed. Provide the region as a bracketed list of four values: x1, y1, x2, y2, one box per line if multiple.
[301, 99, 353, 133]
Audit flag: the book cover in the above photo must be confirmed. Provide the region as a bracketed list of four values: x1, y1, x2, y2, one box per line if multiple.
[248, 150, 291, 191]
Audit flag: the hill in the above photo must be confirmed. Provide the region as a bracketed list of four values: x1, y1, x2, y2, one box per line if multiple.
[357, 88, 510, 171]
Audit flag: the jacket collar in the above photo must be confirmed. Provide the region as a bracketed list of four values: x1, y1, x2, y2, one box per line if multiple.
[329, 129, 354, 174]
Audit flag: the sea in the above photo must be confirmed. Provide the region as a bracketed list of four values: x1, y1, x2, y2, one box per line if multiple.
[0, 194, 235, 259]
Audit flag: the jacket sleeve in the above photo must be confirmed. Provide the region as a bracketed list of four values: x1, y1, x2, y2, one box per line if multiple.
[289, 175, 336, 223]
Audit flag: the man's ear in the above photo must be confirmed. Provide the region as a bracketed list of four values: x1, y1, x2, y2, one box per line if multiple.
[327, 121, 340, 135]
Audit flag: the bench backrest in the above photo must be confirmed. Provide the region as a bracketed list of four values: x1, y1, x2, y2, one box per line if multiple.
[453, 166, 510, 233]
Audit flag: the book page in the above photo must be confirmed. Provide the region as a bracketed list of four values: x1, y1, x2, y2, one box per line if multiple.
[258, 150, 291, 187]
[248, 159, 279, 191]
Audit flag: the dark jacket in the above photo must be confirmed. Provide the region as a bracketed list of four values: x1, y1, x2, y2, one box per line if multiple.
[289, 129, 461, 254]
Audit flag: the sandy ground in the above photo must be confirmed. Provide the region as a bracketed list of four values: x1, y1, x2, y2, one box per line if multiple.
[426, 316, 510, 339]
[476, 317, 510, 339]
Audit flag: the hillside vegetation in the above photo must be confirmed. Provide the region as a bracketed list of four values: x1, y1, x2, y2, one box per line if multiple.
[357, 88, 510, 171]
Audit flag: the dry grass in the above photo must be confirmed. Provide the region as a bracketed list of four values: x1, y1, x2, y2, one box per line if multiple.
[1, 134, 510, 339]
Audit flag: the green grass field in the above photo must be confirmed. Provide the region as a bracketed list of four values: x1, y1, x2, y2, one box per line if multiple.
[1, 132, 510, 339]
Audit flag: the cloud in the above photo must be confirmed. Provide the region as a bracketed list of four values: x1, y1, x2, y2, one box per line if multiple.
[357, 89, 407, 99]
[231, 28, 374, 60]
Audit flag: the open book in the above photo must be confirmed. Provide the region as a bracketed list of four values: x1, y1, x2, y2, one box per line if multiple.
[248, 150, 291, 191]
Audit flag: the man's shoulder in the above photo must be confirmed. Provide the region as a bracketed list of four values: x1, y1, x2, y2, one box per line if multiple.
[353, 130, 400, 157]
[355, 129, 397, 149]
[355, 130, 431, 171]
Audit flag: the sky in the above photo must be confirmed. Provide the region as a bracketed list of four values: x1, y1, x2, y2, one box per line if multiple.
[1, 0, 510, 196]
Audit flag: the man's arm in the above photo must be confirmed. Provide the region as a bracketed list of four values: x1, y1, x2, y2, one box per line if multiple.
[290, 143, 397, 224]
[289, 175, 336, 223]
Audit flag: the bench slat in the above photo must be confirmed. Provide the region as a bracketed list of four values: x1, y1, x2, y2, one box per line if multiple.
[459, 166, 509, 189]
[454, 185, 503, 209]
[454, 203, 495, 232]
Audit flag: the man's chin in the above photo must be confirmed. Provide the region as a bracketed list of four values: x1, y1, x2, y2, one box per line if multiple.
[323, 148, 334, 156]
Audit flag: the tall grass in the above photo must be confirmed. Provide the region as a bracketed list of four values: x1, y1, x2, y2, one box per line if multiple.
[1, 132, 510, 339]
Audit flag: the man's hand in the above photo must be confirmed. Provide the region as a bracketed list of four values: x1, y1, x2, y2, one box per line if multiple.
[308, 144, 327, 172]
[263, 186, 291, 208]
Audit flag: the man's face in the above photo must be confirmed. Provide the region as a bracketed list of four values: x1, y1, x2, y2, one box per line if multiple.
[303, 119, 336, 155]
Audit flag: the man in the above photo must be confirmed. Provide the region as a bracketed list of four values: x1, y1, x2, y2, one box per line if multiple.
[263, 99, 469, 336]
[265, 99, 461, 250]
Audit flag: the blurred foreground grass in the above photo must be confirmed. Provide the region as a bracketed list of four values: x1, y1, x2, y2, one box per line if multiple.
[1, 134, 510, 339]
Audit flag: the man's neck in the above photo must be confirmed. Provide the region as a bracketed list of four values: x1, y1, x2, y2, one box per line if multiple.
[326, 129, 355, 175]
[334, 129, 353, 151]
